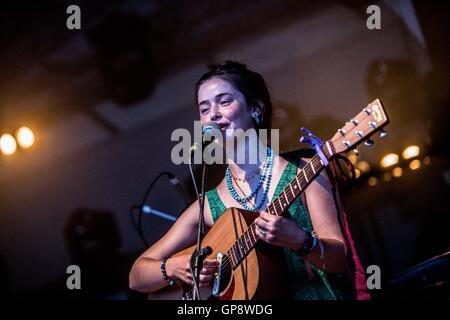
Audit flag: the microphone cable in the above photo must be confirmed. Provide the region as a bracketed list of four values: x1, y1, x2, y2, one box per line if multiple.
[129, 171, 175, 247]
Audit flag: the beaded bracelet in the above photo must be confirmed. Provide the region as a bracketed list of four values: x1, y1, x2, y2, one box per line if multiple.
[161, 256, 175, 286]
[294, 230, 318, 257]
[314, 231, 326, 270]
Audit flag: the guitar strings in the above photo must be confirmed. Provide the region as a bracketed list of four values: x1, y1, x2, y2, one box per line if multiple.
[215, 155, 323, 276]
[218, 155, 322, 275]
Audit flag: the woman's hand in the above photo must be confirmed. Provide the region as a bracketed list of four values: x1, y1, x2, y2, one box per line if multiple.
[165, 254, 219, 288]
[254, 211, 306, 250]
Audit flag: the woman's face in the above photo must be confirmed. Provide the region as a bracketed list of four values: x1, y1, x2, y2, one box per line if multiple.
[197, 77, 256, 133]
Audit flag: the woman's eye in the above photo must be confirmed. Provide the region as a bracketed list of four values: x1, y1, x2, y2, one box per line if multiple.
[200, 108, 209, 114]
[220, 100, 231, 105]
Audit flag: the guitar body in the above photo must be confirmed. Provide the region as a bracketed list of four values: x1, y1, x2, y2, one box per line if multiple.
[148, 207, 291, 300]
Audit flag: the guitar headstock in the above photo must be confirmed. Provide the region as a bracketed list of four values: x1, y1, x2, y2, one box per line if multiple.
[329, 99, 389, 155]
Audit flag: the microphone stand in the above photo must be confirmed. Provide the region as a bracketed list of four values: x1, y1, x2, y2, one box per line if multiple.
[189, 142, 215, 300]
[190, 160, 210, 300]
[188, 122, 218, 300]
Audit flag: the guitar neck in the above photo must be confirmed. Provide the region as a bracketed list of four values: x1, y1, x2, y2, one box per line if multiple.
[267, 143, 333, 216]
[225, 143, 334, 270]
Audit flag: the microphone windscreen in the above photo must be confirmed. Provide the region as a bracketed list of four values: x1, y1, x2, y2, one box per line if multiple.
[202, 122, 220, 141]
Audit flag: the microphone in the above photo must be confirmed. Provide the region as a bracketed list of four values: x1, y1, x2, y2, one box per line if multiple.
[167, 172, 194, 205]
[141, 205, 177, 222]
[202, 121, 221, 142]
[192, 246, 212, 258]
[190, 122, 221, 153]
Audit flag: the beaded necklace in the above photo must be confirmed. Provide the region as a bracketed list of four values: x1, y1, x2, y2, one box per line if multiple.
[225, 148, 273, 211]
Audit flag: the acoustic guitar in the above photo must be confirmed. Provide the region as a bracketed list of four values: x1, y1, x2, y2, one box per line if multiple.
[148, 99, 389, 300]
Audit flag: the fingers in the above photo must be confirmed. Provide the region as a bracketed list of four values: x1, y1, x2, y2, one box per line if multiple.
[254, 217, 271, 231]
[255, 226, 265, 240]
[255, 213, 271, 242]
[255, 225, 273, 242]
[185, 268, 216, 287]
[259, 210, 274, 221]
[200, 266, 216, 275]
[199, 273, 215, 287]
[203, 258, 219, 268]
[180, 256, 217, 287]
[182, 272, 194, 286]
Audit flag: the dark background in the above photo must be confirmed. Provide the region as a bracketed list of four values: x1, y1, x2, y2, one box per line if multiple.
[0, 0, 448, 299]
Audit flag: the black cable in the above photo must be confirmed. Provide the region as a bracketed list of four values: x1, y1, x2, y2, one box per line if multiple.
[333, 155, 356, 184]
[129, 205, 146, 245]
[129, 171, 173, 247]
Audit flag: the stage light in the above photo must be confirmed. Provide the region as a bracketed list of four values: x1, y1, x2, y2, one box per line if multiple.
[392, 167, 403, 178]
[409, 159, 421, 170]
[402, 145, 420, 159]
[380, 153, 399, 168]
[356, 160, 370, 173]
[16, 127, 35, 149]
[368, 177, 378, 186]
[382, 172, 392, 182]
[355, 169, 361, 179]
[348, 153, 357, 165]
[0, 133, 17, 155]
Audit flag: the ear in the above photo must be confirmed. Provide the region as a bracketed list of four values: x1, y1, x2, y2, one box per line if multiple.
[251, 101, 264, 118]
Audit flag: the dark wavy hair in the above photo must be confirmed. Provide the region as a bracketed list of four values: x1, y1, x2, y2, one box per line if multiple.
[195, 61, 272, 130]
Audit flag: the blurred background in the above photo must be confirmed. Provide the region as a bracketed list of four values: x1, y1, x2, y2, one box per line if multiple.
[0, 0, 448, 299]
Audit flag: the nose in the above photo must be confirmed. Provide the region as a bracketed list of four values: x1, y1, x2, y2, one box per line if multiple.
[210, 104, 221, 121]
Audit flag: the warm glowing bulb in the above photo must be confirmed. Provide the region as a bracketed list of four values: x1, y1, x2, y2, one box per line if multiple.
[348, 153, 357, 165]
[402, 145, 420, 160]
[0, 133, 17, 155]
[16, 127, 35, 148]
[356, 160, 370, 173]
[380, 153, 399, 168]
[367, 177, 378, 186]
[409, 159, 421, 170]
[392, 167, 403, 177]
[382, 172, 392, 182]
[355, 169, 361, 179]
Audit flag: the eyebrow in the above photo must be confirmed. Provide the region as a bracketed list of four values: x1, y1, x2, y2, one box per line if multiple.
[198, 92, 232, 107]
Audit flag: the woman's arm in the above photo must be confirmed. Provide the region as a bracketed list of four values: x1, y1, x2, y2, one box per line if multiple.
[254, 165, 347, 273]
[129, 199, 218, 293]
[301, 169, 347, 273]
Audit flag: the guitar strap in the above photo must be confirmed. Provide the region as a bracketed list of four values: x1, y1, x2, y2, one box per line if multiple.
[327, 159, 371, 300]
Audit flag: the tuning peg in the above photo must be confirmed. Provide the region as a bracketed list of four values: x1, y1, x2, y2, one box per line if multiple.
[364, 139, 374, 147]
[379, 130, 388, 138]
[352, 149, 360, 156]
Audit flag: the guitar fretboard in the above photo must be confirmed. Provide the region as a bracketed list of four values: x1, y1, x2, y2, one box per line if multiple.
[225, 144, 333, 269]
